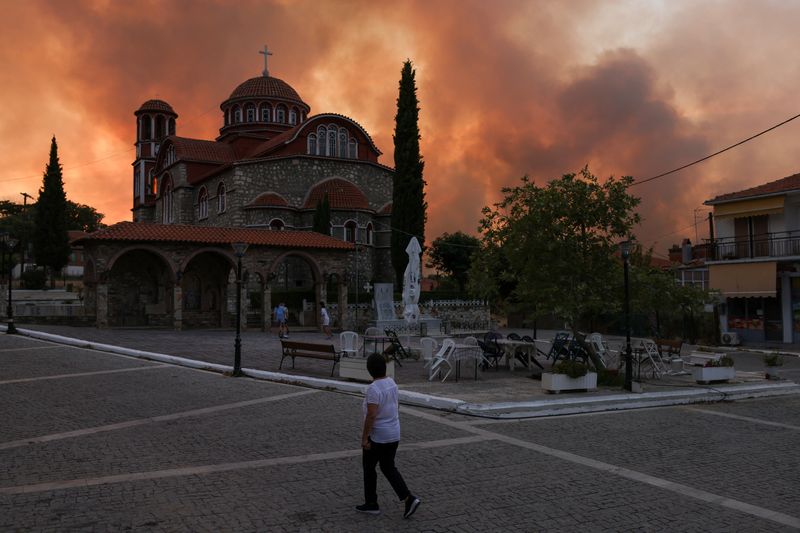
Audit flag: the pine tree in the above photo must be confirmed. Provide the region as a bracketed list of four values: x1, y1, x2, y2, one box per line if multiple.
[391, 59, 427, 284]
[312, 193, 331, 234]
[33, 136, 70, 286]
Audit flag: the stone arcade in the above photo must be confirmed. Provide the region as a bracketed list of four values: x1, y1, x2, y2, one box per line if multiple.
[78, 50, 395, 330]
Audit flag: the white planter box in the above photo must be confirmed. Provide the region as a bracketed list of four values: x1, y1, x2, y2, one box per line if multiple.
[765, 367, 783, 380]
[692, 366, 735, 384]
[339, 357, 395, 382]
[542, 372, 597, 393]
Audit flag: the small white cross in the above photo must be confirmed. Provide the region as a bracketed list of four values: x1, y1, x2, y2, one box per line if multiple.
[363, 281, 373, 294]
[259, 45, 273, 77]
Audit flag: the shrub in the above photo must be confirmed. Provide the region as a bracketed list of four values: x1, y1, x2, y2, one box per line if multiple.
[21, 269, 46, 290]
[763, 354, 784, 367]
[706, 355, 735, 367]
[552, 359, 589, 378]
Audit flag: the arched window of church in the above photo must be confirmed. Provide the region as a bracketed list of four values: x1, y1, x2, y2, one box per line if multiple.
[307, 134, 317, 155]
[217, 182, 227, 213]
[162, 176, 174, 223]
[269, 218, 285, 231]
[328, 130, 336, 157]
[155, 115, 165, 140]
[276, 105, 286, 123]
[142, 115, 152, 140]
[349, 139, 358, 159]
[246, 104, 256, 122]
[169, 118, 175, 135]
[198, 187, 208, 220]
[366, 223, 373, 245]
[339, 130, 348, 158]
[149, 171, 157, 196]
[133, 167, 139, 197]
[344, 220, 357, 243]
[234, 106, 242, 123]
[260, 105, 271, 122]
[317, 126, 327, 156]
[224, 109, 230, 126]
[289, 109, 297, 125]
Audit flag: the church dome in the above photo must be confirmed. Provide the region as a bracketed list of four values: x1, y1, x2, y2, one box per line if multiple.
[228, 76, 304, 103]
[303, 178, 369, 210]
[136, 99, 176, 115]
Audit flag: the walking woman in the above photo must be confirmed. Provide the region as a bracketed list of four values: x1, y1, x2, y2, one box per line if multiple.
[356, 353, 420, 518]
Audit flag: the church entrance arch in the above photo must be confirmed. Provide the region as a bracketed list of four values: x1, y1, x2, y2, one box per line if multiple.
[269, 254, 319, 327]
[107, 249, 173, 327]
[181, 250, 232, 328]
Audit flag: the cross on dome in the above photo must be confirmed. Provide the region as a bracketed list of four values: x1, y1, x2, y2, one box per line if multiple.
[259, 45, 273, 77]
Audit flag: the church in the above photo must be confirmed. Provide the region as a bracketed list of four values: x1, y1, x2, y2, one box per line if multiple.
[77, 48, 395, 330]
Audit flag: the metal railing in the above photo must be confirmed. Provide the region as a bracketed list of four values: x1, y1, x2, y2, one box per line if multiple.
[708, 230, 800, 261]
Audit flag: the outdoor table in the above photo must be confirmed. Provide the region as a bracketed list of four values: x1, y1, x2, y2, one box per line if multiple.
[451, 343, 482, 381]
[496, 338, 546, 371]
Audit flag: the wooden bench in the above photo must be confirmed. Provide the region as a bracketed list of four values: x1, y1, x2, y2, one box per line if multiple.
[279, 340, 340, 376]
[654, 338, 683, 358]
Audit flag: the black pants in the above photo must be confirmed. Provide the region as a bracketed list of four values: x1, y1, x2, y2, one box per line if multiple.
[362, 439, 410, 504]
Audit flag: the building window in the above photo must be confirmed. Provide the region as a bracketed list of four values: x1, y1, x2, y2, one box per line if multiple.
[317, 126, 327, 156]
[276, 105, 286, 123]
[260, 105, 271, 122]
[133, 168, 139, 197]
[344, 220, 357, 242]
[169, 118, 176, 135]
[246, 105, 256, 122]
[198, 187, 208, 220]
[349, 139, 357, 158]
[142, 115, 152, 140]
[289, 109, 297, 125]
[366, 223, 373, 245]
[269, 218, 285, 231]
[328, 130, 336, 157]
[234, 106, 242, 123]
[339, 131, 348, 158]
[307, 134, 317, 155]
[162, 176, 174, 223]
[217, 183, 227, 213]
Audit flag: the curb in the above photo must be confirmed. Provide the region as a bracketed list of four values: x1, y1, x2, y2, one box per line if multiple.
[6, 327, 799, 418]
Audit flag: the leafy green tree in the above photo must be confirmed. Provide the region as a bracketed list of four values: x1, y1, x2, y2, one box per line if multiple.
[312, 193, 331, 234]
[470, 167, 640, 329]
[391, 59, 427, 283]
[426, 231, 480, 292]
[65, 202, 105, 232]
[32, 136, 70, 284]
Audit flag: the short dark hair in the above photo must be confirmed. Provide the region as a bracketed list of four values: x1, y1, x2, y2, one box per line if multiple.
[366, 353, 386, 378]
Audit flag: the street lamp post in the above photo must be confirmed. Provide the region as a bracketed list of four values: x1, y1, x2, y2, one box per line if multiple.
[232, 241, 249, 376]
[1, 234, 18, 334]
[620, 240, 633, 391]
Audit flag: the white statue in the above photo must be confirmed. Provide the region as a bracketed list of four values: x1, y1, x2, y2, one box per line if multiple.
[402, 237, 421, 324]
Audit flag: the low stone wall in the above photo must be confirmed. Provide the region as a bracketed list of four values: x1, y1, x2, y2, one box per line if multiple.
[332, 299, 491, 333]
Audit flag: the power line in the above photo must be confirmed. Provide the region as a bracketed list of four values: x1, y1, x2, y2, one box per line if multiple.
[631, 111, 800, 187]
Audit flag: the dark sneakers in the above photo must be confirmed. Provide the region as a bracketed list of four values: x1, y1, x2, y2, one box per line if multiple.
[355, 503, 380, 515]
[403, 495, 420, 519]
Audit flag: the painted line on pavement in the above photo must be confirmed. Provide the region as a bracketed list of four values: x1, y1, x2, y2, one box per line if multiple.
[0, 345, 62, 353]
[0, 434, 488, 495]
[0, 364, 171, 385]
[402, 407, 800, 529]
[685, 407, 800, 431]
[0, 389, 319, 450]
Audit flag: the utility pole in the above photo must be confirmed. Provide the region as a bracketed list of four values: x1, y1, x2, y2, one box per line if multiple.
[19, 192, 33, 277]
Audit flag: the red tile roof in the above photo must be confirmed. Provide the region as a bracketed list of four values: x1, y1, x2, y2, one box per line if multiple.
[706, 172, 800, 204]
[246, 192, 290, 208]
[75, 222, 353, 250]
[227, 76, 305, 103]
[171, 137, 237, 163]
[378, 202, 392, 215]
[68, 230, 88, 243]
[136, 99, 176, 115]
[303, 178, 369, 209]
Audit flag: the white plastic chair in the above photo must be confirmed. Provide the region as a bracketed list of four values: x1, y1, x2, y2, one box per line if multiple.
[429, 338, 456, 382]
[420, 337, 438, 369]
[339, 331, 359, 358]
[363, 327, 382, 355]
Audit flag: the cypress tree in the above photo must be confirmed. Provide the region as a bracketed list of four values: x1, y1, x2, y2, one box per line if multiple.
[33, 136, 70, 286]
[391, 59, 427, 284]
[312, 193, 331, 234]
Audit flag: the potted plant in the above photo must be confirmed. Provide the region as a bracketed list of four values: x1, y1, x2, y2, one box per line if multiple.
[542, 360, 597, 393]
[763, 353, 784, 380]
[692, 354, 735, 384]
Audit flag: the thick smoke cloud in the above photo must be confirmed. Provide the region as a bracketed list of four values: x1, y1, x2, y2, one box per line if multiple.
[2, 0, 800, 255]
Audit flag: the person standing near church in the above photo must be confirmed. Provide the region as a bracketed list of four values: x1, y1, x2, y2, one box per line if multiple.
[320, 301, 332, 339]
[275, 302, 288, 338]
[356, 353, 420, 518]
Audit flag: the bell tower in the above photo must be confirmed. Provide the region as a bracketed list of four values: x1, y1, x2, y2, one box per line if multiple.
[133, 100, 177, 222]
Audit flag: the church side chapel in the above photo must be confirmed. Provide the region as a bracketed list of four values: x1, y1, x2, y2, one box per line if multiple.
[78, 47, 395, 330]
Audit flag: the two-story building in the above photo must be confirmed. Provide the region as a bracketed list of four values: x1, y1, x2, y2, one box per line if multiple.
[705, 172, 800, 343]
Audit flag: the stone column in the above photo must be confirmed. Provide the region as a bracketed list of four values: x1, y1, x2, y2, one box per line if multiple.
[96, 282, 109, 329]
[316, 281, 326, 327]
[173, 285, 183, 331]
[262, 285, 272, 332]
[338, 279, 349, 330]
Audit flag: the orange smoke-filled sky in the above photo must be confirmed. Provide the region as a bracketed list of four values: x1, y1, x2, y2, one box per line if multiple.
[2, 0, 800, 257]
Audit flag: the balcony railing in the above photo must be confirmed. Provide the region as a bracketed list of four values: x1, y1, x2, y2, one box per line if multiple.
[707, 230, 800, 261]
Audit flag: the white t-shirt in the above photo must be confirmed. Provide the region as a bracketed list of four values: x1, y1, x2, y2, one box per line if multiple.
[321, 307, 330, 326]
[363, 377, 400, 443]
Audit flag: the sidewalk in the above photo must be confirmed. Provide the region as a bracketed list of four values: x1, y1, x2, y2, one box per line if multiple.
[8, 323, 800, 418]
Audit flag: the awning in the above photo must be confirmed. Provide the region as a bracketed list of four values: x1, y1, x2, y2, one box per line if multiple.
[714, 196, 784, 218]
[709, 262, 777, 298]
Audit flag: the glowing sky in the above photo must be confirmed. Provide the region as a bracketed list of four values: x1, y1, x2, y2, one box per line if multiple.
[2, 0, 800, 257]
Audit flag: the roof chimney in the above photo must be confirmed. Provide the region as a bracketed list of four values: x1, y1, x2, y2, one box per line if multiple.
[682, 238, 692, 264]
